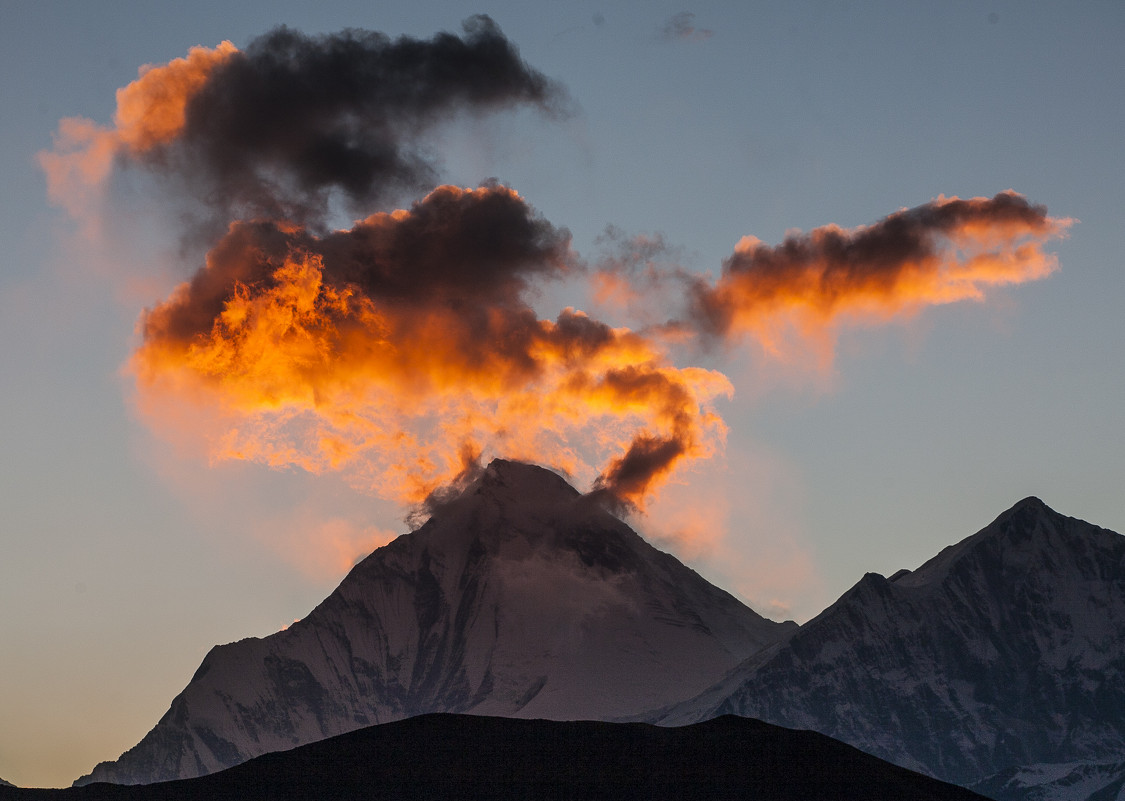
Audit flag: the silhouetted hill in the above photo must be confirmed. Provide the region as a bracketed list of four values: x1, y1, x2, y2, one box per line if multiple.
[0, 714, 988, 801]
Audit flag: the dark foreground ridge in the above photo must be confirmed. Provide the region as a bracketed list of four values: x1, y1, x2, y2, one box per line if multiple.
[0, 713, 986, 801]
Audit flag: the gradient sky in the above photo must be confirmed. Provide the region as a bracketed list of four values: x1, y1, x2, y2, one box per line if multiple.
[2, 0, 1123, 788]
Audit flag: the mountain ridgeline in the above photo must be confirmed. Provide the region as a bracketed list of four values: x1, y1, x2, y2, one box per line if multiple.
[77, 460, 794, 785]
[72, 461, 1125, 801]
[654, 496, 1125, 797]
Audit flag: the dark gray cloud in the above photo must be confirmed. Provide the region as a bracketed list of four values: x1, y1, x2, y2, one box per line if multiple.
[142, 183, 574, 346]
[143, 16, 567, 227]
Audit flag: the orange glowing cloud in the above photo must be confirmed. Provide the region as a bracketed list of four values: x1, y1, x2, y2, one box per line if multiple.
[270, 515, 398, 580]
[45, 20, 1073, 547]
[114, 42, 240, 152]
[691, 192, 1072, 364]
[132, 185, 730, 507]
[38, 43, 237, 223]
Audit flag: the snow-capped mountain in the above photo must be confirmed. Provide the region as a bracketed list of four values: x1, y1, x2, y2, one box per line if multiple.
[971, 759, 1125, 801]
[76, 459, 794, 785]
[653, 497, 1125, 792]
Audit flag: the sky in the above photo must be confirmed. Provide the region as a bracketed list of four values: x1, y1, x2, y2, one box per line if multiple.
[2, 0, 1123, 788]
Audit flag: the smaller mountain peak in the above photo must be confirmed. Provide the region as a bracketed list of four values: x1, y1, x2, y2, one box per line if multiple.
[854, 572, 894, 593]
[987, 495, 1062, 532]
[895, 496, 1092, 591]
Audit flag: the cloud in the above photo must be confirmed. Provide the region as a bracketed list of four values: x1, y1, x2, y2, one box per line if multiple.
[270, 515, 398, 580]
[40, 17, 566, 233]
[44, 18, 728, 507]
[45, 20, 1071, 545]
[689, 192, 1073, 366]
[38, 42, 237, 235]
[589, 227, 693, 331]
[132, 184, 730, 507]
[661, 12, 714, 44]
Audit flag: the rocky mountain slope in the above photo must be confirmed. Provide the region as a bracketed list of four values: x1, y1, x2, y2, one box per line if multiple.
[5, 715, 990, 800]
[77, 460, 794, 785]
[653, 497, 1125, 791]
[971, 759, 1125, 801]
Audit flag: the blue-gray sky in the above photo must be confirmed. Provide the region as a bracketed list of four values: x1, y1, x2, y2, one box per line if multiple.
[2, 0, 1123, 788]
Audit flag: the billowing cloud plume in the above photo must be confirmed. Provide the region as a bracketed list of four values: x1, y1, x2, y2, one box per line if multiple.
[132, 184, 730, 505]
[44, 19, 1071, 524]
[690, 192, 1072, 363]
[43, 18, 731, 507]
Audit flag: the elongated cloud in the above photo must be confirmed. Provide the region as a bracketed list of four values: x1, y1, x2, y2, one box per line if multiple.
[691, 192, 1072, 362]
[133, 184, 730, 505]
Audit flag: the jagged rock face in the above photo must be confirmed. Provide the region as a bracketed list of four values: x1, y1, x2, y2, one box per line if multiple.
[77, 460, 793, 785]
[656, 497, 1125, 788]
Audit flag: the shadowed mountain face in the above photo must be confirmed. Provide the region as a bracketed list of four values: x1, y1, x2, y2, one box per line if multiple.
[77, 460, 794, 786]
[3, 715, 990, 801]
[655, 497, 1125, 789]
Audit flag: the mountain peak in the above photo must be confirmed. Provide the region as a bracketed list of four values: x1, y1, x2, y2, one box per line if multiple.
[992, 495, 1057, 528]
[474, 459, 580, 505]
[1007, 495, 1049, 513]
[658, 498, 1125, 789]
[371, 460, 591, 564]
[397, 459, 595, 558]
[891, 496, 1082, 591]
[77, 460, 790, 786]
